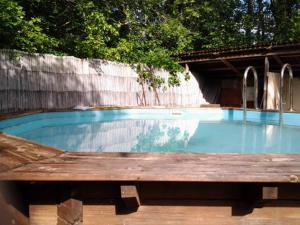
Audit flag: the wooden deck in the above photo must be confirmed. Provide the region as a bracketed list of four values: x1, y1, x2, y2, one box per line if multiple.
[1, 134, 300, 225]
[0, 134, 62, 173]
[0, 134, 300, 183]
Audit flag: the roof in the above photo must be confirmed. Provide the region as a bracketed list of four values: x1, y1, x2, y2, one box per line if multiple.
[179, 42, 300, 77]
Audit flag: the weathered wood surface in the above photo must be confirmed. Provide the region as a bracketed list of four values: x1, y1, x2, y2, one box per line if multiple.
[0, 111, 42, 121]
[57, 199, 83, 225]
[118, 184, 141, 213]
[83, 204, 300, 225]
[262, 186, 278, 200]
[0, 133, 62, 172]
[1, 151, 300, 183]
[0, 193, 29, 225]
[27, 181, 300, 225]
[31, 202, 300, 225]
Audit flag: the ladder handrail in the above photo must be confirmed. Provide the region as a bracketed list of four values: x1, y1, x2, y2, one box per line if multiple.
[243, 66, 259, 121]
[279, 63, 294, 125]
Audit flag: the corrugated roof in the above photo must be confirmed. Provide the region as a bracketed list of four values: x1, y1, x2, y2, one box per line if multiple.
[179, 42, 300, 58]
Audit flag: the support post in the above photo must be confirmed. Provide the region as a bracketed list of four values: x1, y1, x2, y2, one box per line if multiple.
[263, 57, 269, 109]
[116, 184, 140, 214]
[262, 186, 278, 200]
[57, 199, 83, 225]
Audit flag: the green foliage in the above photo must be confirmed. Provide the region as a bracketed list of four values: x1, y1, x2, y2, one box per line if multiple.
[1, 0, 300, 96]
[149, 18, 195, 54]
[76, 11, 118, 58]
[0, 0, 24, 48]
[0, 0, 58, 53]
[291, 8, 300, 39]
[15, 18, 59, 53]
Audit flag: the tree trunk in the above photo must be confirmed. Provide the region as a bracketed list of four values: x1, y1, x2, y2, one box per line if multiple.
[257, 0, 265, 41]
[140, 79, 147, 106]
[246, 0, 254, 41]
[149, 69, 161, 106]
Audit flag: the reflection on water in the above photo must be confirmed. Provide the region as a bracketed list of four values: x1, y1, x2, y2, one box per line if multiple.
[133, 125, 190, 152]
[19, 120, 198, 152]
[18, 119, 300, 153]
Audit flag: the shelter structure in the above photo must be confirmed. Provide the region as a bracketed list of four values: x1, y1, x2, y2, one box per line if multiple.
[179, 43, 300, 109]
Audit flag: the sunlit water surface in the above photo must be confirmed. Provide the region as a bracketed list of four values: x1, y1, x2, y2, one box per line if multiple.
[16, 119, 300, 153]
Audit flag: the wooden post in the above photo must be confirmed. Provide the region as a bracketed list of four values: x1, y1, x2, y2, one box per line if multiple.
[262, 186, 278, 200]
[116, 184, 140, 214]
[185, 64, 189, 73]
[57, 199, 83, 225]
[263, 57, 269, 109]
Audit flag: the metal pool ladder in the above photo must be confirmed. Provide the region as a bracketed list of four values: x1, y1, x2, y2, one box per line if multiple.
[243, 66, 259, 121]
[279, 63, 294, 125]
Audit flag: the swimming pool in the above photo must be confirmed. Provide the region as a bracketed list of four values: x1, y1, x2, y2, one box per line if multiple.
[1, 109, 300, 154]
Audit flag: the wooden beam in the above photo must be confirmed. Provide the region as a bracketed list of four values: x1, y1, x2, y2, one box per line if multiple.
[57, 198, 83, 225]
[0, 193, 29, 225]
[179, 54, 265, 64]
[180, 50, 300, 64]
[266, 50, 300, 57]
[199, 66, 264, 72]
[278, 54, 300, 59]
[220, 59, 241, 76]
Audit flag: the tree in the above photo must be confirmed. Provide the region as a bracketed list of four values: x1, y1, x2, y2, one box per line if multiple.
[1, 0, 300, 73]
[0, 0, 58, 52]
[270, 0, 300, 42]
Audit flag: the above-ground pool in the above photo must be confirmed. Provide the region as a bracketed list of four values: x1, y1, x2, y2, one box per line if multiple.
[1, 109, 300, 154]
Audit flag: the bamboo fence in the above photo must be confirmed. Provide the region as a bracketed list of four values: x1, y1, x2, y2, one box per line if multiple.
[0, 50, 206, 113]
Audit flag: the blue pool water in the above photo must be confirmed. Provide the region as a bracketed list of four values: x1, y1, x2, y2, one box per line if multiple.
[1, 109, 300, 154]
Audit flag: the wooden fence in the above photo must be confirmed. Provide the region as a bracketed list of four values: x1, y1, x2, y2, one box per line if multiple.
[0, 50, 206, 113]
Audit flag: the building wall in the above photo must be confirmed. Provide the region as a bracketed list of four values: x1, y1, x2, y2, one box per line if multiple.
[0, 50, 207, 113]
[219, 79, 242, 107]
[267, 72, 300, 111]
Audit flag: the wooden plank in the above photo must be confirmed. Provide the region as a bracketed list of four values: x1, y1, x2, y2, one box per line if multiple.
[0, 134, 63, 172]
[83, 203, 300, 225]
[30, 205, 57, 225]
[1, 152, 300, 183]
